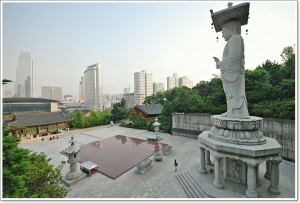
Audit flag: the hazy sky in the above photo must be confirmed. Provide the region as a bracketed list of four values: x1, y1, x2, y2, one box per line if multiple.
[2, 1, 297, 97]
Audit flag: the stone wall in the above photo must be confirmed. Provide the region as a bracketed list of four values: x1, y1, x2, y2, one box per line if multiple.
[172, 113, 295, 161]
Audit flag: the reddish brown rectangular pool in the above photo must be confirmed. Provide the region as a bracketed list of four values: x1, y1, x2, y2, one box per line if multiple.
[78, 135, 167, 179]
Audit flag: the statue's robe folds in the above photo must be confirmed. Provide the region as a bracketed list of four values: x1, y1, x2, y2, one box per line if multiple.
[218, 35, 249, 119]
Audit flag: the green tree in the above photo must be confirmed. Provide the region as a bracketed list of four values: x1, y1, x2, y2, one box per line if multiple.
[3, 136, 68, 198]
[193, 80, 212, 97]
[99, 110, 112, 125]
[280, 46, 295, 80]
[3, 136, 29, 197]
[133, 114, 147, 129]
[69, 111, 85, 129]
[24, 153, 68, 198]
[144, 91, 166, 105]
[245, 68, 272, 103]
[111, 99, 127, 122]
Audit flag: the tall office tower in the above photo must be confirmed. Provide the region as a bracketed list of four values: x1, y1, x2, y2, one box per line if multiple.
[153, 82, 165, 94]
[41, 86, 62, 101]
[134, 70, 153, 105]
[83, 63, 103, 111]
[179, 76, 194, 88]
[79, 76, 84, 102]
[15, 52, 34, 97]
[167, 73, 179, 90]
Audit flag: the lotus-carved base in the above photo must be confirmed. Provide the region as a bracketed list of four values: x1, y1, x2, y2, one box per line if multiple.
[208, 115, 266, 145]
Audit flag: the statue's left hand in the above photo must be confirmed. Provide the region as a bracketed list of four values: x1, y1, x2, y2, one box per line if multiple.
[213, 57, 220, 69]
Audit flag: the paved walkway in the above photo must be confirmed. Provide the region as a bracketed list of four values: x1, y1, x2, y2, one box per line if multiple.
[19, 125, 296, 200]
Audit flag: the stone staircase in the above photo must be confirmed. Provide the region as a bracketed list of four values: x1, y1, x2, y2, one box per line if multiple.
[175, 171, 215, 198]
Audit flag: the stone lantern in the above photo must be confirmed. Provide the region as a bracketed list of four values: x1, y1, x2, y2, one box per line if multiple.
[153, 117, 161, 140]
[64, 136, 81, 180]
[153, 117, 163, 161]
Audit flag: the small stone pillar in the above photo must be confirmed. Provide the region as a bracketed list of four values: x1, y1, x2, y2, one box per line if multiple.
[245, 163, 257, 198]
[205, 149, 211, 165]
[64, 136, 81, 180]
[268, 160, 281, 195]
[213, 156, 224, 189]
[264, 160, 271, 180]
[199, 147, 207, 174]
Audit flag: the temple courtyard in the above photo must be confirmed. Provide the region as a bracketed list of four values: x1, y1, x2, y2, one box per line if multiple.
[19, 125, 295, 199]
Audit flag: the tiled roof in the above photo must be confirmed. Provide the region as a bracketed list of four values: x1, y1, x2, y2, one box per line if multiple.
[3, 97, 59, 103]
[135, 104, 163, 116]
[8, 111, 71, 127]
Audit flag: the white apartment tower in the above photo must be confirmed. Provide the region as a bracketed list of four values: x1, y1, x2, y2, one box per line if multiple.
[134, 70, 153, 105]
[83, 63, 103, 111]
[167, 73, 179, 90]
[179, 76, 194, 88]
[153, 82, 165, 94]
[15, 52, 34, 97]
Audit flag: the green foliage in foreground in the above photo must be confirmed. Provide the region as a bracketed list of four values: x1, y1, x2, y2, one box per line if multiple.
[3, 136, 68, 198]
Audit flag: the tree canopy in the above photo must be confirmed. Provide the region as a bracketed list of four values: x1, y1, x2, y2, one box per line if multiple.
[3, 136, 68, 198]
[111, 99, 127, 122]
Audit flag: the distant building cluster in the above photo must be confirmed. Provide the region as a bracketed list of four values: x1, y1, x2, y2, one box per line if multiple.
[121, 71, 194, 110]
[167, 73, 194, 90]
[4, 51, 194, 113]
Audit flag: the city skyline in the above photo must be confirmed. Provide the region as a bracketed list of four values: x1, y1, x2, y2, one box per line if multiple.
[2, 1, 297, 96]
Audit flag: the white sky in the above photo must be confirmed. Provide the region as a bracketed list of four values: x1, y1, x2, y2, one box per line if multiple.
[1, 1, 297, 97]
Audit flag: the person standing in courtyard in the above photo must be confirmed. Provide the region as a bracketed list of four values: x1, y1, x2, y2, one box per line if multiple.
[174, 159, 178, 172]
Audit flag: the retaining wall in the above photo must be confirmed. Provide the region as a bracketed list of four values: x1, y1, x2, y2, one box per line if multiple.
[172, 113, 295, 161]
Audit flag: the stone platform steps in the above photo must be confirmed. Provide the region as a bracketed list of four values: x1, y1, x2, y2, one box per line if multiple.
[175, 171, 215, 198]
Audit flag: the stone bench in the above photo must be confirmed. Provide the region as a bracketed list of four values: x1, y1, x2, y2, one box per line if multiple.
[147, 136, 157, 141]
[135, 159, 153, 174]
[162, 145, 173, 156]
[154, 150, 163, 161]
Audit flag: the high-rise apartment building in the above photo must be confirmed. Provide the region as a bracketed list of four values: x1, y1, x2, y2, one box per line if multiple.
[83, 63, 103, 111]
[153, 82, 165, 94]
[167, 73, 179, 90]
[179, 76, 194, 88]
[167, 73, 194, 90]
[79, 76, 84, 102]
[42, 86, 62, 101]
[15, 52, 34, 97]
[134, 70, 153, 105]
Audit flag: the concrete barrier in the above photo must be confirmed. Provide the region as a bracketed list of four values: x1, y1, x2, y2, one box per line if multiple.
[172, 113, 295, 161]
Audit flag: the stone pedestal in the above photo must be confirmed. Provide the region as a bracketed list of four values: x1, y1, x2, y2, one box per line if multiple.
[199, 115, 282, 198]
[209, 115, 266, 145]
